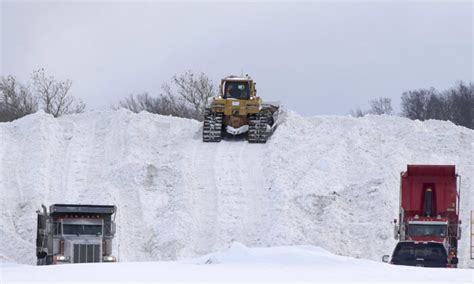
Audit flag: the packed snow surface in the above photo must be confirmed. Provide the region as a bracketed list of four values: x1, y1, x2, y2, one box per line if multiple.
[1, 243, 472, 283]
[0, 109, 473, 269]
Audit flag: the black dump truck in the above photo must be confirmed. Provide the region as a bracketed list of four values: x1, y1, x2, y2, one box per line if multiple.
[36, 204, 117, 265]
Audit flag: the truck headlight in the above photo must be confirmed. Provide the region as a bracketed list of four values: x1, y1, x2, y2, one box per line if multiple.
[54, 255, 70, 262]
[103, 256, 116, 262]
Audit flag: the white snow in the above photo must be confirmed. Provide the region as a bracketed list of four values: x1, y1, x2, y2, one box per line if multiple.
[1, 243, 472, 283]
[0, 109, 473, 271]
[226, 124, 249, 135]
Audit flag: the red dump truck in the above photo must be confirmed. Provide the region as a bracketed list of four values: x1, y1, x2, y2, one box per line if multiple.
[387, 165, 461, 267]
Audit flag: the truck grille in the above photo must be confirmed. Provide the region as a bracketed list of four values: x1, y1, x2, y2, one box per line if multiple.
[73, 244, 101, 263]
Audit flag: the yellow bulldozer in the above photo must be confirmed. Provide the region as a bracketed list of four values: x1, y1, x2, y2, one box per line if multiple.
[202, 75, 279, 143]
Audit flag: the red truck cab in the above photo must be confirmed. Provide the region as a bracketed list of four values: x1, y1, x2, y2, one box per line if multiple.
[393, 165, 461, 267]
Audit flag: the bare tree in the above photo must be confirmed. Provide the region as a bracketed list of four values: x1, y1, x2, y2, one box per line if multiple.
[159, 92, 197, 119]
[425, 93, 447, 120]
[400, 83, 473, 129]
[117, 92, 196, 119]
[445, 81, 473, 129]
[400, 88, 434, 120]
[118, 93, 159, 113]
[350, 107, 367, 117]
[0, 75, 38, 122]
[162, 71, 216, 119]
[118, 71, 216, 120]
[32, 69, 85, 117]
[350, 97, 393, 117]
[369, 97, 392, 115]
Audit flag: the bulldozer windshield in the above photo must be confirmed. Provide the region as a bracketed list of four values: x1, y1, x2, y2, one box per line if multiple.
[223, 81, 250, 100]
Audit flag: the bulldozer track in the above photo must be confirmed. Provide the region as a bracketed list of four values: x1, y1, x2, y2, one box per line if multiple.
[202, 110, 223, 142]
[248, 114, 270, 143]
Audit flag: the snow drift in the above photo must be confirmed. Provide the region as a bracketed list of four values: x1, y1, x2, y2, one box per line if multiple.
[2, 243, 472, 283]
[0, 109, 472, 268]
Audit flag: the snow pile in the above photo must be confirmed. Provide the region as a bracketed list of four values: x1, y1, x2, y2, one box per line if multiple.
[0, 109, 472, 268]
[2, 243, 472, 283]
[193, 242, 355, 266]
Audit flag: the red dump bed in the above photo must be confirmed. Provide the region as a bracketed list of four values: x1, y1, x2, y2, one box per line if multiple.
[401, 165, 459, 222]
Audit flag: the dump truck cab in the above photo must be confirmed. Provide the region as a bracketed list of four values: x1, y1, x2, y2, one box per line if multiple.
[36, 204, 117, 265]
[392, 165, 461, 267]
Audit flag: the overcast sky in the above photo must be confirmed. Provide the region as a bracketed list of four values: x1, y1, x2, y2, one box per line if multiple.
[1, 1, 473, 115]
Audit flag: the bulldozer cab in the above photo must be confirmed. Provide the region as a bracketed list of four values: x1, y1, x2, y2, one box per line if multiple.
[221, 76, 255, 100]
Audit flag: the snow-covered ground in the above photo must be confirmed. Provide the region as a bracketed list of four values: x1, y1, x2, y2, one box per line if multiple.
[0, 109, 473, 270]
[1, 243, 472, 283]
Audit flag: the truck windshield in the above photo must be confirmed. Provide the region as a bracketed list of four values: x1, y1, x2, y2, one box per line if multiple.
[223, 82, 250, 99]
[392, 243, 447, 261]
[408, 224, 447, 237]
[63, 224, 103, 236]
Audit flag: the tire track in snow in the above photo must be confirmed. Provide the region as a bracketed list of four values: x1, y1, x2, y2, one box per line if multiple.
[182, 135, 271, 252]
[211, 139, 269, 247]
[58, 117, 109, 203]
[0, 126, 31, 261]
[182, 140, 219, 255]
[78, 118, 111, 202]
[60, 119, 95, 203]
[239, 142, 270, 245]
[110, 118, 154, 262]
[212, 140, 243, 245]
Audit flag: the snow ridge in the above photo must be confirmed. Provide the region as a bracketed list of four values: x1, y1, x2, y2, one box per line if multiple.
[0, 109, 472, 268]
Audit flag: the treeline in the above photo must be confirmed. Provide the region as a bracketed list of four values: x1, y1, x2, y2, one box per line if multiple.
[116, 71, 215, 121]
[400, 82, 473, 129]
[351, 82, 474, 129]
[1, 70, 214, 122]
[0, 69, 85, 122]
[2, 70, 473, 129]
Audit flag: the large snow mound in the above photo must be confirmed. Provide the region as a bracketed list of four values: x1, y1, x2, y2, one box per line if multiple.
[0, 109, 473, 268]
[2, 243, 472, 283]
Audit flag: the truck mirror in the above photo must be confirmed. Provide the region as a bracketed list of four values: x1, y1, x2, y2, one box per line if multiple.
[111, 223, 116, 235]
[451, 257, 459, 265]
[382, 255, 390, 263]
[458, 227, 461, 240]
[393, 225, 399, 240]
